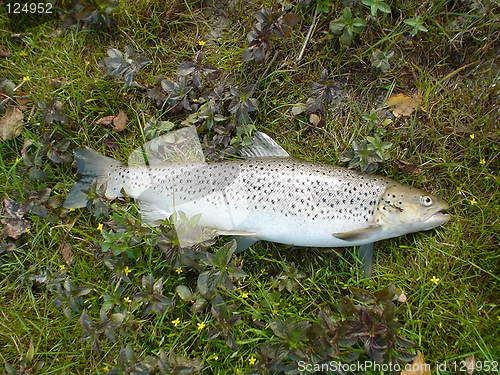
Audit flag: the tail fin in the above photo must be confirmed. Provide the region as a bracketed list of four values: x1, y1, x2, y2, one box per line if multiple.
[63, 148, 122, 209]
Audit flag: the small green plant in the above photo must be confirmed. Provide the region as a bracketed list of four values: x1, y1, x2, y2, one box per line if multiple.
[272, 262, 305, 292]
[207, 295, 242, 350]
[80, 309, 130, 352]
[21, 135, 72, 181]
[404, 17, 428, 36]
[329, 7, 366, 47]
[100, 46, 152, 87]
[107, 345, 202, 375]
[370, 49, 394, 72]
[176, 51, 217, 90]
[61, 0, 119, 30]
[228, 85, 258, 125]
[339, 135, 392, 173]
[4, 341, 44, 375]
[134, 274, 173, 315]
[361, 0, 391, 16]
[243, 8, 300, 63]
[37, 98, 67, 124]
[315, 0, 333, 14]
[197, 240, 247, 298]
[249, 285, 415, 373]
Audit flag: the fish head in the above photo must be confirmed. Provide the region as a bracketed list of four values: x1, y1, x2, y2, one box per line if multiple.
[374, 183, 449, 234]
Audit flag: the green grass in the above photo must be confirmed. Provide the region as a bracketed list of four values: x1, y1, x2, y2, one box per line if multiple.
[1, 0, 499, 374]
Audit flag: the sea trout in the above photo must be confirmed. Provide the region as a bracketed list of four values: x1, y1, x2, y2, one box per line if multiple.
[64, 129, 449, 275]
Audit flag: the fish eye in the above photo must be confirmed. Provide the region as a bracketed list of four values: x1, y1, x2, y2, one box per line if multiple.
[420, 196, 433, 207]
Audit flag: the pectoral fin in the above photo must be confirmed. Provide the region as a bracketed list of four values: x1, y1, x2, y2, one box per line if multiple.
[359, 243, 374, 277]
[332, 225, 381, 241]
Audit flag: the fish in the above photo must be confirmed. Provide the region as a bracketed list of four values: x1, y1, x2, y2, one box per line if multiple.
[64, 129, 449, 275]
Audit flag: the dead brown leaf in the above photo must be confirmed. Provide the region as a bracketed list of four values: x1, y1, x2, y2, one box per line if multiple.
[309, 113, 321, 126]
[386, 93, 422, 118]
[396, 160, 421, 174]
[401, 351, 431, 375]
[0, 107, 24, 140]
[463, 354, 475, 375]
[60, 242, 74, 265]
[1, 196, 30, 239]
[50, 78, 70, 89]
[96, 115, 115, 125]
[112, 110, 128, 132]
[96, 110, 128, 132]
[0, 45, 10, 58]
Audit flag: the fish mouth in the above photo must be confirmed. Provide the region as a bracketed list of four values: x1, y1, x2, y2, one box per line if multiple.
[424, 208, 450, 227]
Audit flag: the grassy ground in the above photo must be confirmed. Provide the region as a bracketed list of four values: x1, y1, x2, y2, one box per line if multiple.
[0, 0, 499, 374]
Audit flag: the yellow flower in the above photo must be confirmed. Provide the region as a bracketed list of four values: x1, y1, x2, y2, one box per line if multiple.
[212, 355, 219, 361]
[22, 76, 30, 81]
[479, 158, 486, 165]
[197, 322, 206, 330]
[470, 198, 477, 205]
[248, 357, 257, 365]
[123, 266, 131, 275]
[175, 267, 183, 274]
[171, 318, 181, 327]
[430, 276, 440, 285]
[469, 133, 475, 139]
[25, 227, 31, 234]
[198, 40, 206, 46]
[241, 292, 249, 299]
[102, 366, 109, 372]
[18, 51, 28, 57]
[123, 297, 131, 303]
[68, 208, 75, 212]
[96, 223, 103, 230]
[192, 98, 200, 103]
[59, 265, 66, 270]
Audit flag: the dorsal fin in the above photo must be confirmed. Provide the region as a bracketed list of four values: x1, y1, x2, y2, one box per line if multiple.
[239, 132, 290, 158]
[128, 127, 206, 166]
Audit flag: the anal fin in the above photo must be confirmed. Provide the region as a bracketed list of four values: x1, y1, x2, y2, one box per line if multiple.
[233, 237, 259, 253]
[138, 200, 171, 225]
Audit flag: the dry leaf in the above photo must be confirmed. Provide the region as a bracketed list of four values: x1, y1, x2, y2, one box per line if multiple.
[396, 160, 421, 174]
[1, 196, 30, 239]
[401, 351, 431, 375]
[386, 93, 422, 117]
[96, 110, 128, 132]
[291, 103, 307, 116]
[96, 115, 115, 125]
[50, 78, 70, 88]
[0, 107, 24, 140]
[60, 242, 74, 265]
[0, 45, 10, 57]
[112, 110, 128, 132]
[309, 113, 321, 126]
[463, 354, 475, 375]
